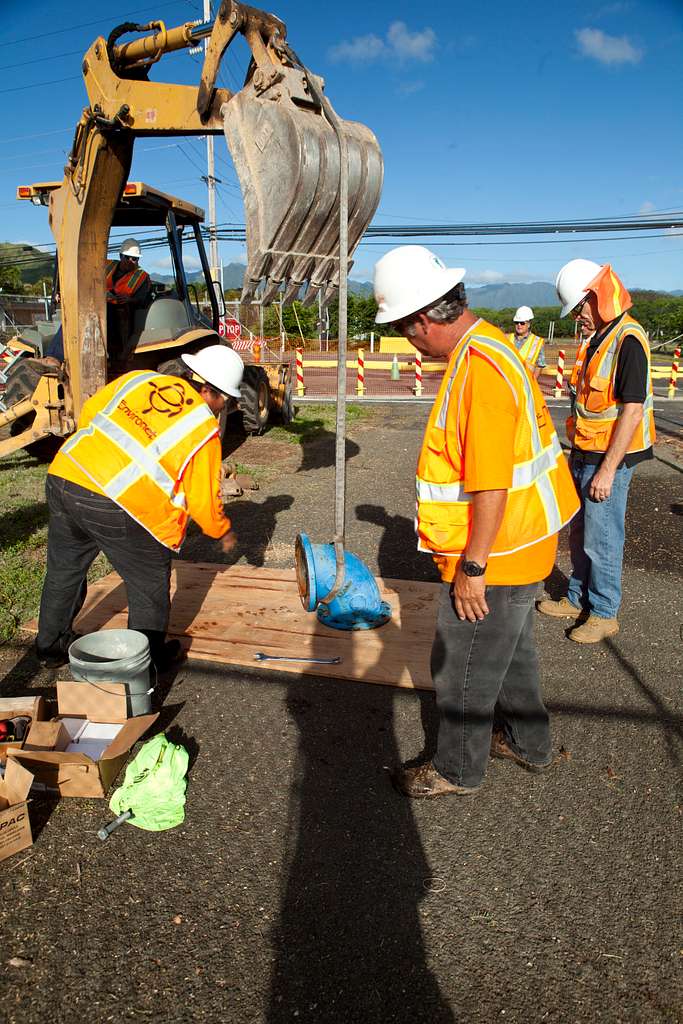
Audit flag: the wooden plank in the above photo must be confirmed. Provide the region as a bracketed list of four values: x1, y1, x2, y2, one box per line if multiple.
[25, 562, 440, 691]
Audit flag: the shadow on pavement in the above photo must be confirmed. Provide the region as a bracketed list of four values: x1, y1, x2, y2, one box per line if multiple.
[267, 672, 456, 1024]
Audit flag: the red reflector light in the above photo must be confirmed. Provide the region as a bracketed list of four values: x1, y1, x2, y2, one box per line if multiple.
[124, 184, 137, 195]
[17, 187, 32, 198]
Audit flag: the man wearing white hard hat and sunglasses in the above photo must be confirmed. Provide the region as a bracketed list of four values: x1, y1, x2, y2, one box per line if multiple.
[537, 259, 655, 642]
[36, 344, 244, 674]
[508, 306, 546, 380]
[374, 246, 579, 800]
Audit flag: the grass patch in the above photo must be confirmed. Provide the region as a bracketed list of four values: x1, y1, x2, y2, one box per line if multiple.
[0, 454, 110, 645]
[267, 403, 373, 445]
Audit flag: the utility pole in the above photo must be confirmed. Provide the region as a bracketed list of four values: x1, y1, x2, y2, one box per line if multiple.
[203, 0, 221, 296]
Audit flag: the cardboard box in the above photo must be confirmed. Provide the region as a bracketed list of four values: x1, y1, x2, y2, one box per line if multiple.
[0, 695, 46, 764]
[8, 681, 158, 799]
[0, 757, 35, 862]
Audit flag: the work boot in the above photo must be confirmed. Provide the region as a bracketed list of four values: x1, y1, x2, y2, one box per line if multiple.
[490, 729, 553, 773]
[393, 761, 480, 799]
[569, 615, 619, 644]
[36, 633, 81, 669]
[536, 596, 583, 619]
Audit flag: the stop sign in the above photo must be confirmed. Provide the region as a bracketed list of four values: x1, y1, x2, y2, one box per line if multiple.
[219, 317, 241, 341]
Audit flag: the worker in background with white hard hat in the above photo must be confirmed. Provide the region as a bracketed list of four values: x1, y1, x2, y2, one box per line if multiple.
[106, 238, 152, 365]
[508, 306, 546, 379]
[36, 344, 244, 673]
[537, 259, 655, 643]
[373, 245, 579, 800]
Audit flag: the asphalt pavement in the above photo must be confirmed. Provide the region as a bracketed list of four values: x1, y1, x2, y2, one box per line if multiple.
[0, 404, 680, 1023]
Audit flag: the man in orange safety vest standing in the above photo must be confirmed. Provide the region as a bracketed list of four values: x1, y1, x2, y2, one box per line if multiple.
[537, 259, 655, 642]
[36, 345, 244, 672]
[106, 238, 152, 363]
[373, 246, 579, 799]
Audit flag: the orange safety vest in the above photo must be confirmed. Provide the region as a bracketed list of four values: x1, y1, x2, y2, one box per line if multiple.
[569, 335, 593, 389]
[507, 331, 544, 368]
[106, 260, 150, 301]
[58, 371, 219, 550]
[416, 320, 579, 560]
[568, 313, 656, 454]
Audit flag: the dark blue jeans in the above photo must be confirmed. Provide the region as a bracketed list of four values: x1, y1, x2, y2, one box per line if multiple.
[431, 583, 551, 789]
[567, 454, 634, 619]
[37, 476, 172, 655]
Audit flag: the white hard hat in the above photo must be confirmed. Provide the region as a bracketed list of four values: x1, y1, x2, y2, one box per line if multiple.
[555, 259, 602, 318]
[181, 345, 244, 398]
[513, 305, 534, 322]
[120, 238, 142, 259]
[374, 245, 466, 324]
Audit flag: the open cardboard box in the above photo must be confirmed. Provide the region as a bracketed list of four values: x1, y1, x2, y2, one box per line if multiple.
[0, 757, 35, 863]
[0, 695, 46, 764]
[8, 681, 158, 798]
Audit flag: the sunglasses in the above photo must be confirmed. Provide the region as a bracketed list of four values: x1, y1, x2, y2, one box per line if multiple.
[570, 297, 589, 319]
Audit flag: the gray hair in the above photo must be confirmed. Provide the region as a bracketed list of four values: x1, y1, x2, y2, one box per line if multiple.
[393, 282, 468, 337]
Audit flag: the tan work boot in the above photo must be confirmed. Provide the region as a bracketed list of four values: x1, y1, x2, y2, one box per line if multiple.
[536, 596, 582, 619]
[569, 615, 619, 644]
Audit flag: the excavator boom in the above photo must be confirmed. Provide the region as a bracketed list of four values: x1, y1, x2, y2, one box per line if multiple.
[40, 0, 382, 421]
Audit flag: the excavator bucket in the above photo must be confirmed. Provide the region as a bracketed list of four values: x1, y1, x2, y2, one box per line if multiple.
[223, 63, 383, 307]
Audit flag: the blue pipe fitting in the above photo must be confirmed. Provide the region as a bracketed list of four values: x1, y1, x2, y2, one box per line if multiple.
[295, 533, 391, 631]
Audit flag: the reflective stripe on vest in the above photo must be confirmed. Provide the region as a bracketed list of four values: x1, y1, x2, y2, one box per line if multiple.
[61, 371, 218, 549]
[508, 332, 544, 367]
[416, 323, 579, 558]
[106, 260, 149, 299]
[570, 314, 655, 454]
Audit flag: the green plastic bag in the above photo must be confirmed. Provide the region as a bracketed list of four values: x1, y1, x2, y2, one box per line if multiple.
[109, 733, 189, 831]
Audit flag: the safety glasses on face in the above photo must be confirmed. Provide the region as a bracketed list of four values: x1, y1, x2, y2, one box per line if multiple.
[570, 296, 589, 319]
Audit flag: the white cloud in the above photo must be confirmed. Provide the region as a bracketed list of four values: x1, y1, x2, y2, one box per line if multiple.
[386, 22, 436, 62]
[575, 27, 643, 65]
[329, 21, 436, 64]
[398, 80, 426, 96]
[467, 270, 553, 286]
[639, 200, 656, 214]
[328, 33, 385, 63]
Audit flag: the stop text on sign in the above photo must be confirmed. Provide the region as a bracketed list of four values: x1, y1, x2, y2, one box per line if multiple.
[218, 318, 241, 341]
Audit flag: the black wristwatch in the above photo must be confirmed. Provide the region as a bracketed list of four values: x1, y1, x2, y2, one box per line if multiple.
[461, 559, 487, 577]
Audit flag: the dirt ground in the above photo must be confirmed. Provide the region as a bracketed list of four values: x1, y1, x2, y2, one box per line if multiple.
[0, 403, 681, 1023]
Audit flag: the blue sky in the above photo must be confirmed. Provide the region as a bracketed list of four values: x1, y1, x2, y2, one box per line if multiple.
[2, 0, 682, 290]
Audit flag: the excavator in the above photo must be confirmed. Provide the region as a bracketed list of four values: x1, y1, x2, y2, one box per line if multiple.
[0, 0, 383, 458]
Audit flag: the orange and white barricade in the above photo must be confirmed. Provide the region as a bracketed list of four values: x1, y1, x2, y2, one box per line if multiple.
[356, 348, 365, 396]
[554, 349, 565, 399]
[668, 346, 680, 400]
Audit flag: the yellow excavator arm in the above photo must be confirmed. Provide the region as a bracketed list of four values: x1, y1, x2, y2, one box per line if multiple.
[36, 0, 383, 423]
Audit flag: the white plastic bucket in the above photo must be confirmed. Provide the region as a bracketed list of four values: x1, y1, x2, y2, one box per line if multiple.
[68, 629, 153, 716]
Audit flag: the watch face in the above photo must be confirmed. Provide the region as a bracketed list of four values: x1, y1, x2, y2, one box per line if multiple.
[463, 560, 486, 577]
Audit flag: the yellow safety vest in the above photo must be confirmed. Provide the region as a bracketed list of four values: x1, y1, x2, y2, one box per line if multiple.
[507, 331, 544, 368]
[568, 313, 656, 454]
[417, 320, 579, 559]
[59, 371, 219, 550]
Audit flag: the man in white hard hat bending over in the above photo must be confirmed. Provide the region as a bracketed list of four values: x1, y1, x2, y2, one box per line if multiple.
[508, 306, 546, 379]
[36, 345, 243, 672]
[374, 246, 579, 799]
[537, 260, 655, 642]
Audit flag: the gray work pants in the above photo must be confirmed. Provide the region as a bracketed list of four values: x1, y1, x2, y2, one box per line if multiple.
[431, 582, 552, 789]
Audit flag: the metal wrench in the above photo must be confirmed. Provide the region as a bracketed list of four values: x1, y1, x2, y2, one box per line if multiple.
[254, 652, 342, 665]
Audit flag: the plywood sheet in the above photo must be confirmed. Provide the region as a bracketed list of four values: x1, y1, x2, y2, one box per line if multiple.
[27, 563, 439, 691]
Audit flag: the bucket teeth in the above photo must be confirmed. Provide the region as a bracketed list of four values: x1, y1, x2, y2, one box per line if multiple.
[222, 67, 382, 307]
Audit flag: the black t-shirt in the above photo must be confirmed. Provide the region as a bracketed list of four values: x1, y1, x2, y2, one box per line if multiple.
[573, 316, 653, 468]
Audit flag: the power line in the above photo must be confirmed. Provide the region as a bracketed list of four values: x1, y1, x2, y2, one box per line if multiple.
[0, 76, 80, 96]
[0, 2, 191, 49]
